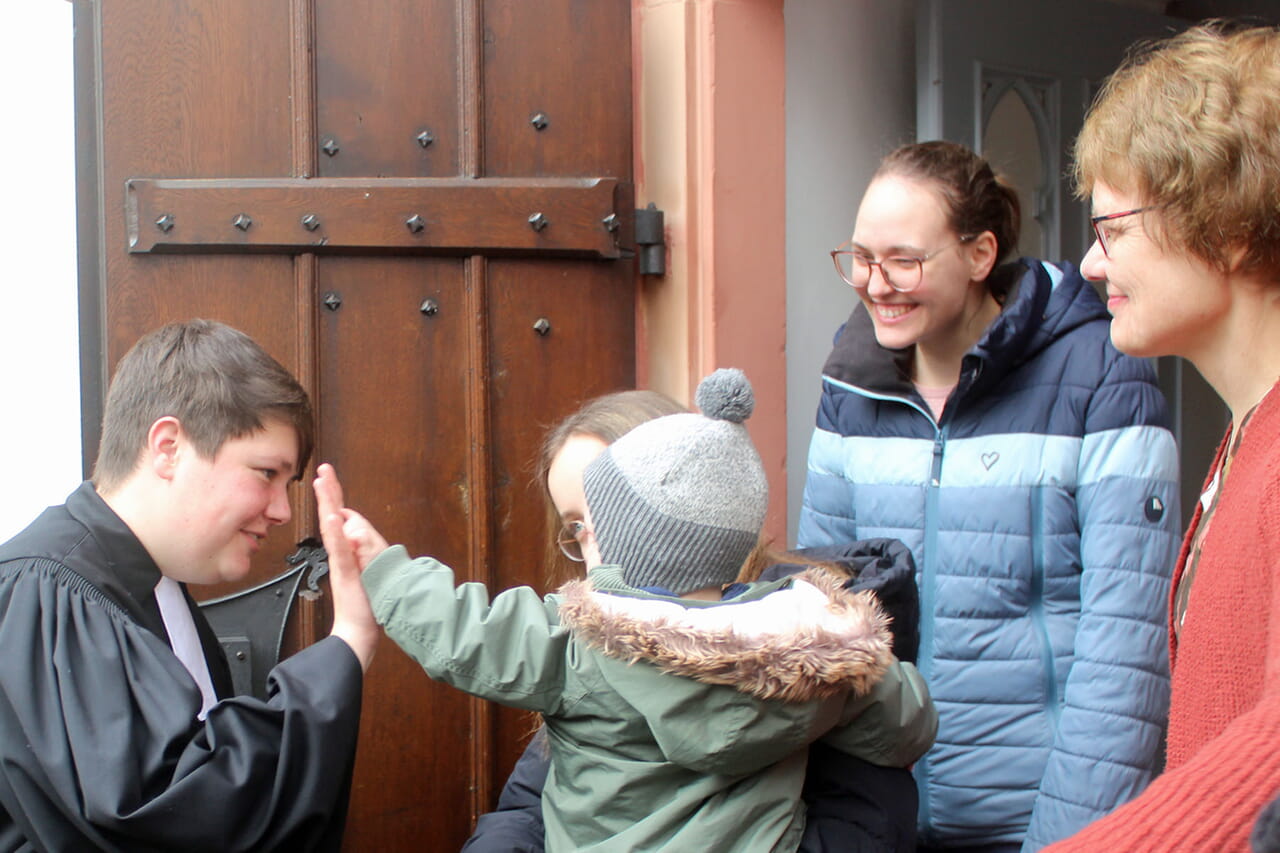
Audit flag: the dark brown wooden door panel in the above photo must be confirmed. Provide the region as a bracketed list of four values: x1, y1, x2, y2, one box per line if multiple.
[315, 0, 462, 178]
[315, 255, 472, 567]
[482, 0, 633, 176]
[80, 1, 635, 848]
[487, 257, 637, 594]
[485, 256, 634, 782]
[314, 257, 481, 848]
[100, 0, 294, 179]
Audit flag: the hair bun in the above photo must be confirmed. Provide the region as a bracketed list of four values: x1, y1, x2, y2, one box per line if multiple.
[695, 368, 754, 423]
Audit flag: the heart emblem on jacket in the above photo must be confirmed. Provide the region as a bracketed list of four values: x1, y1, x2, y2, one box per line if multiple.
[981, 451, 999, 470]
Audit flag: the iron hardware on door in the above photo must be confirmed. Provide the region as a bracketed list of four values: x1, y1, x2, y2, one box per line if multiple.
[198, 538, 330, 701]
[635, 203, 666, 275]
[125, 177, 635, 257]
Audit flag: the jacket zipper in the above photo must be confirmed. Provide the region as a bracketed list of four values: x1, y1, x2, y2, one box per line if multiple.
[825, 373, 947, 840]
[914, 423, 945, 842]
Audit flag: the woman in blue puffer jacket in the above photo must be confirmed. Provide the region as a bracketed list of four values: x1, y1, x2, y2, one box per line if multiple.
[798, 140, 1182, 852]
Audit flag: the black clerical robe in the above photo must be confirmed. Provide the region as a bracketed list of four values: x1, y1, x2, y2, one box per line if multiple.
[0, 482, 362, 852]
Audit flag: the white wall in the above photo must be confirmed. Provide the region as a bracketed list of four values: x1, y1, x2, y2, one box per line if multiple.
[783, 1, 915, 543]
[0, 3, 82, 541]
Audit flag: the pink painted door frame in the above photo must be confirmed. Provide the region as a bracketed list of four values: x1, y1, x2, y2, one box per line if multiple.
[633, 0, 788, 543]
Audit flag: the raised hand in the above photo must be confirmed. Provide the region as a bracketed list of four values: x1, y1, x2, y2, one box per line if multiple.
[314, 463, 380, 672]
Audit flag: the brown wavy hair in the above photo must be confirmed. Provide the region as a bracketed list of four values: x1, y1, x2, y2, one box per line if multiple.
[1074, 22, 1280, 277]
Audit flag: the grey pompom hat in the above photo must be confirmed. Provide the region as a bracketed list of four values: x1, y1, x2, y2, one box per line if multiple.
[582, 368, 768, 595]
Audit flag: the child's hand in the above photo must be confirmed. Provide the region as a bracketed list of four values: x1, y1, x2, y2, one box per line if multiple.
[314, 463, 381, 672]
[313, 464, 390, 571]
[337, 508, 389, 572]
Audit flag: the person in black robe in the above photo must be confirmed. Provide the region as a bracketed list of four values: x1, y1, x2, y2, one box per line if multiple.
[0, 319, 379, 852]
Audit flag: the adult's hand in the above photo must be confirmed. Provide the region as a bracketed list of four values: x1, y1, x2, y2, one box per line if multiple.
[314, 463, 380, 672]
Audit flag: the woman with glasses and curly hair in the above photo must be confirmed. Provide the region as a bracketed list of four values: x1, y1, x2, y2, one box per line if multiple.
[1044, 22, 1280, 853]
[799, 139, 1182, 851]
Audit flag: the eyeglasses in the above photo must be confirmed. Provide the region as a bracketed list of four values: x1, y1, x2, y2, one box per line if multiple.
[830, 235, 975, 292]
[557, 520, 588, 562]
[1090, 207, 1155, 257]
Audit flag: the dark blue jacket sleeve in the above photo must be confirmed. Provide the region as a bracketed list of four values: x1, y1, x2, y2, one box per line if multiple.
[461, 728, 550, 853]
[760, 542, 923, 852]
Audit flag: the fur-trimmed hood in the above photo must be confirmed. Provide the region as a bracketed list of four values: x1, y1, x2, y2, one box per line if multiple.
[557, 567, 893, 703]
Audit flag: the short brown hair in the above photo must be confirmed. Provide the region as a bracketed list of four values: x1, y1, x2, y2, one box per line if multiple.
[92, 319, 314, 491]
[1074, 22, 1280, 276]
[875, 140, 1022, 301]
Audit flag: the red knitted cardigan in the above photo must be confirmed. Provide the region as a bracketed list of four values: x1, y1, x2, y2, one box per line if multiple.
[1046, 383, 1280, 852]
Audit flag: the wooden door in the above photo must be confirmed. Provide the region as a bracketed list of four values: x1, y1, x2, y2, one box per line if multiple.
[74, 1, 636, 848]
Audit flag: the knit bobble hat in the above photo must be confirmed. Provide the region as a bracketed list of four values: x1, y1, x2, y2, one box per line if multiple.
[582, 368, 768, 595]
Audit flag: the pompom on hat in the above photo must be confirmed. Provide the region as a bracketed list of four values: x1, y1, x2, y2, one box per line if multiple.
[582, 368, 768, 595]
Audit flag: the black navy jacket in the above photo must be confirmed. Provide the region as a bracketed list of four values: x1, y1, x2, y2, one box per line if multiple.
[0, 483, 363, 852]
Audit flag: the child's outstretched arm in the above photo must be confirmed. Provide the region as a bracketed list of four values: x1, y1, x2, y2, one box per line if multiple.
[360, 544, 571, 711]
[319, 461, 570, 711]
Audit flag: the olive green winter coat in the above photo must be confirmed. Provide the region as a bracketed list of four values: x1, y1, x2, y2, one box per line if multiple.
[362, 546, 936, 853]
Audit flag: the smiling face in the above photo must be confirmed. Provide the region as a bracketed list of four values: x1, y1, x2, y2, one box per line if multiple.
[546, 433, 607, 571]
[850, 174, 998, 368]
[1081, 180, 1230, 361]
[164, 418, 299, 585]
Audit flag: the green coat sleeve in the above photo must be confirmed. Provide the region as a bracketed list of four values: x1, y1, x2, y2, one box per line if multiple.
[362, 546, 570, 712]
[821, 660, 937, 767]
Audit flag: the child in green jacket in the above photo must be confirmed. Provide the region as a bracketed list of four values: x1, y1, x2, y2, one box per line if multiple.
[316, 369, 936, 852]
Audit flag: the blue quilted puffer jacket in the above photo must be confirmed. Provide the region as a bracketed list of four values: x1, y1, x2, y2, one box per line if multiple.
[798, 260, 1181, 851]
